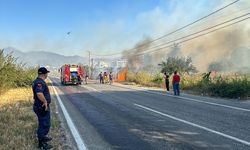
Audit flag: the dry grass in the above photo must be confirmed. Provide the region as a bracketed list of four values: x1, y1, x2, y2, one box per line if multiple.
[125, 72, 250, 99]
[0, 87, 63, 150]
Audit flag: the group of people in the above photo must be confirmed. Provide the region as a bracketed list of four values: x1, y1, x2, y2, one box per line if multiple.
[99, 71, 113, 84]
[164, 71, 181, 96]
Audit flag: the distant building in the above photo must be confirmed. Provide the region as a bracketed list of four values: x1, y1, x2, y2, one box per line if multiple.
[95, 61, 109, 68]
[111, 59, 127, 68]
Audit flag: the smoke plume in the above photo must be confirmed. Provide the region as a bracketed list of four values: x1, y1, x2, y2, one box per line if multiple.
[123, 0, 250, 73]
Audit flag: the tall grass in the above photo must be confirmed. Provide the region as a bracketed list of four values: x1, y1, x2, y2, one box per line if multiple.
[125, 71, 250, 99]
[0, 49, 72, 149]
[191, 75, 250, 99]
[0, 87, 67, 149]
[126, 71, 165, 87]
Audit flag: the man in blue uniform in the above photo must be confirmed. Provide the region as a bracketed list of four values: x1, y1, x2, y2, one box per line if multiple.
[32, 67, 53, 149]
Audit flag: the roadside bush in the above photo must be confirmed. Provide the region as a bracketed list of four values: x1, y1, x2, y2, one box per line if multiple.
[180, 74, 202, 91]
[14, 66, 37, 87]
[126, 71, 152, 85]
[190, 74, 250, 99]
[151, 73, 164, 84]
[126, 71, 163, 87]
[208, 76, 250, 99]
[125, 69, 250, 99]
[0, 49, 37, 94]
[126, 71, 137, 83]
[135, 72, 152, 85]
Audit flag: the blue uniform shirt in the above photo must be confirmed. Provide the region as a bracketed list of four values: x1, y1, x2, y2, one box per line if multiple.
[32, 77, 51, 106]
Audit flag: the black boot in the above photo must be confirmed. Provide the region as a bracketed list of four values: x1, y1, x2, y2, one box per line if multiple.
[38, 140, 53, 149]
[43, 136, 52, 142]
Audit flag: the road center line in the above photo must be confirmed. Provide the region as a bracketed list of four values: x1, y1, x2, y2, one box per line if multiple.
[89, 83, 250, 112]
[113, 84, 250, 112]
[143, 90, 250, 112]
[134, 103, 250, 146]
[50, 80, 87, 150]
[81, 85, 100, 92]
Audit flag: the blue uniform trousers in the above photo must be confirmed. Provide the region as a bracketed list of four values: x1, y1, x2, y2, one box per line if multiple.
[33, 105, 51, 140]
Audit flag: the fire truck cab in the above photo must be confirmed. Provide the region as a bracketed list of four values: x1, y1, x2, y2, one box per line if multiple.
[60, 64, 85, 85]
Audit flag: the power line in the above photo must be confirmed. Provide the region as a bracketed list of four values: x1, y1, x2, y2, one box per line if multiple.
[93, 13, 250, 58]
[91, 0, 239, 57]
[129, 15, 250, 57]
[134, 16, 250, 56]
[151, 6, 250, 43]
[135, 0, 240, 45]
[77, 6, 250, 58]
[131, 13, 250, 54]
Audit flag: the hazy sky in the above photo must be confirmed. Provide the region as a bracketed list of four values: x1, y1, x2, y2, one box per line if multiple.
[0, 0, 242, 57]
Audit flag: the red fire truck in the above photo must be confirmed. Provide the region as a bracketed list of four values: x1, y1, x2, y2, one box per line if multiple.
[60, 64, 85, 85]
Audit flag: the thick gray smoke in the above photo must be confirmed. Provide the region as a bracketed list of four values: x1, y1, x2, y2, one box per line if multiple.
[122, 0, 250, 73]
[122, 37, 153, 73]
[186, 25, 250, 72]
[123, 19, 250, 73]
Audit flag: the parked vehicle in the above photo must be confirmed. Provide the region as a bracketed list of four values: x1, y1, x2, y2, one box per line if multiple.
[60, 64, 85, 85]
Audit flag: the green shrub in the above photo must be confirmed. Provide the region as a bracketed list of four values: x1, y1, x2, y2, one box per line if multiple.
[209, 76, 250, 99]
[14, 67, 37, 87]
[151, 73, 164, 84]
[126, 69, 250, 99]
[191, 75, 250, 99]
[0, 49, 37, 94]
[180, 74, 202, 90]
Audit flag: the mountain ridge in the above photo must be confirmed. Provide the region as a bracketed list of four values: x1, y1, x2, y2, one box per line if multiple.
[2, 47, 88, 67]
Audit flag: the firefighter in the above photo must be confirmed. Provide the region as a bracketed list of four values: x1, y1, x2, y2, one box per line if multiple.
[32, 67, 53, 149]
[77, 75, 81, 84]
[109, 72, 113, 85]
[104, 72, 108, 84]
[99, 72, 103, 84]
[85, 74, 89, 84]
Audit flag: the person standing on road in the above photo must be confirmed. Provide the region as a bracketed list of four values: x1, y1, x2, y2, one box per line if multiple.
[104, 72, 107, 84]
[85, 74, 89, 84]
[172, 71, 180, 96]
[164, 72, 170, 93]
[109, 72, 113, 85]
[32, 67, 53, 149]
[99, 72, 103, 84]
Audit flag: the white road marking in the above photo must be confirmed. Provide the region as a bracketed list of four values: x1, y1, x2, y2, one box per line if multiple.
[84, 82, 250, 112]
[51, 81, 87, 150]
[80, 85, 99, 92]
[113, 84, 250, 112]
[64, 81, 250, 146]
[134, 103, 250, 146]
[143, 90, 250, 112]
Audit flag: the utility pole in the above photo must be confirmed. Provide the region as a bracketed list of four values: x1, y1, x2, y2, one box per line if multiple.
[91, 58, 94, 79]
[88, 51, 91, 79]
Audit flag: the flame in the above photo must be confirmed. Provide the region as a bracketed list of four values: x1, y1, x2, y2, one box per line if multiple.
[117, 68, 127, 81]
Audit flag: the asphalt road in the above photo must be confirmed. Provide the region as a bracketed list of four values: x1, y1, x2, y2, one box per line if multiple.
[50, 77, 250, 150]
